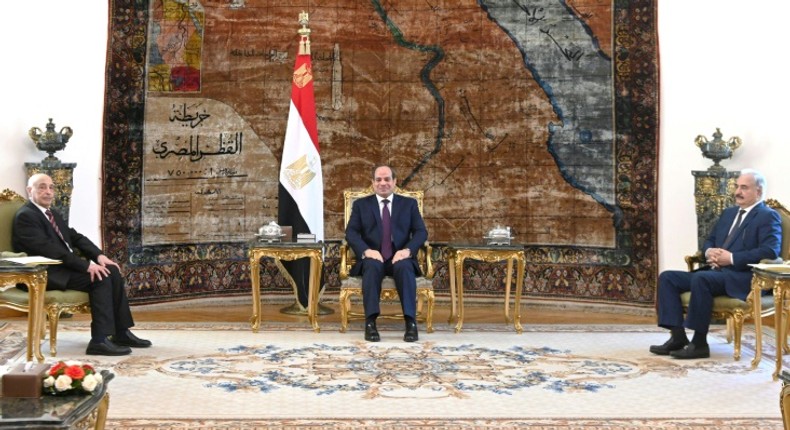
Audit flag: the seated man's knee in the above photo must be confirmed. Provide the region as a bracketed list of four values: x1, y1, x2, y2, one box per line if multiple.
[361, 258, 384, 272]
[392, 259, 417, 276]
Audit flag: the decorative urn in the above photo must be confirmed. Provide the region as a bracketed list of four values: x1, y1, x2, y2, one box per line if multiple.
[29, 118, 73, 166]
[694, 128, 741, 172]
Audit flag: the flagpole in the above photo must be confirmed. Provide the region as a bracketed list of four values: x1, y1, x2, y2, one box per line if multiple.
[278, 12, 331, 316]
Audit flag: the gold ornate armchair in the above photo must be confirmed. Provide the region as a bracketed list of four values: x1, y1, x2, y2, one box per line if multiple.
[682, 198, 790, 360]
[0, 188, 90, 357]
[338, 186, 435, 333]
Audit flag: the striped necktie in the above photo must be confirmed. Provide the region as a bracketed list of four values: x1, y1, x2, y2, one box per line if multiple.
[45, 209, 67, 245]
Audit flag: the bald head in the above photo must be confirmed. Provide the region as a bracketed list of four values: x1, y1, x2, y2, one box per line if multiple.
[26, 173, 55, 208]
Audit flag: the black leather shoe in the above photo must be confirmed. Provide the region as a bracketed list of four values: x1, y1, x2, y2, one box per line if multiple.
[404, 320, 418, 342]
[112, 330, 152, 348]
[649, 337, 689, 355]
[365, 321, 380, 342]
[670, 343, 710, 359]
[86, 338, 132, 356]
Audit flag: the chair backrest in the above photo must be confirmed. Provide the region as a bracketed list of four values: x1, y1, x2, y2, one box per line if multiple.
[766, 198, 790, 261]
[342, 186, 425, 226]
[0, 189, 26, 252]
[341, 186, 431, 278]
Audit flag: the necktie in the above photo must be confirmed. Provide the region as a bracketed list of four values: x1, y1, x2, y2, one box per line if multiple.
[46, 209, 67, 245]
[381, 199, 393, 260]
[722, 209, 746, 248]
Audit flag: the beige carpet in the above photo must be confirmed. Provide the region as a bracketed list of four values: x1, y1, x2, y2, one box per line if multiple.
[3, 322, 785, 429]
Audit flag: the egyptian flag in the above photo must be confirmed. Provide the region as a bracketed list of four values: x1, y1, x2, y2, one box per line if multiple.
[278, 29, 324, 308]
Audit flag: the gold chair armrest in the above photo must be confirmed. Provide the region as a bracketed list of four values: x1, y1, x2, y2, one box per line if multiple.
[684, 252, 705, 272]
[339, 241, 350, 279]
[423, 241, 434, 279]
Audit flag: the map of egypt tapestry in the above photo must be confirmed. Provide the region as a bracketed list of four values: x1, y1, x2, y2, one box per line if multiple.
[102, 0, 659, 307]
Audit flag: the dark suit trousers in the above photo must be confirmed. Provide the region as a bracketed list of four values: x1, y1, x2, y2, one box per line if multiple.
[656, 269, 728, 332]
[359, 258, 418, 320]
[61, 265, 135, 339]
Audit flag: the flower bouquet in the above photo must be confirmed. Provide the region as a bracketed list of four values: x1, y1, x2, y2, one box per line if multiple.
[42, 361, 103, 395]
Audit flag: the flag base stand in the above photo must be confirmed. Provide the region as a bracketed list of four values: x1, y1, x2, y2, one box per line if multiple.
[279, 301, 335, 315]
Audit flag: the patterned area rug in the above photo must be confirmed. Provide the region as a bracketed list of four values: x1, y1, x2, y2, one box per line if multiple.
[2, 322, 783, 429]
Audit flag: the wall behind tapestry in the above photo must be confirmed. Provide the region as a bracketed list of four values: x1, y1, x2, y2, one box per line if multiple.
[102, 0, 658, 306]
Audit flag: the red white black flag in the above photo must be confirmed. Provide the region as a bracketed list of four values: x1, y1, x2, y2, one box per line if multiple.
[278, 14, 323, 307]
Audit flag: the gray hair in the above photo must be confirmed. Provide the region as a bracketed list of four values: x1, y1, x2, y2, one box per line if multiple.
[739, 168, 767, 200]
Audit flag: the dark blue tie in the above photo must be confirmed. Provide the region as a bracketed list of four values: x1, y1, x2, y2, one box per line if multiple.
[381, 199, 392, 260]
[722, 209, 745, 249]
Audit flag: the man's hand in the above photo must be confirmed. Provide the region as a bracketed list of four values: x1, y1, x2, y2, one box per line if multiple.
[87, 262, 110, 282]
[96, 254, 120, 269]
[705, 247, 733, 269]
[392, 249, 411, 264]
[87, 255, 120, 282]
[363, 249, 384, 262]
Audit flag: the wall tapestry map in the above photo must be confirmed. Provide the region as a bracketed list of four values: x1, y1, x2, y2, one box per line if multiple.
[102, 0, 659, 307]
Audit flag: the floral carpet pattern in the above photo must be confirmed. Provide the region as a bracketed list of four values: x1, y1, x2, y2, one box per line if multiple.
[0, 322, 782, 429]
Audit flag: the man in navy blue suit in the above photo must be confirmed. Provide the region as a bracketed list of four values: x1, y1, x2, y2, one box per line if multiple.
[345, 165, 428, 342]
[650, 169, 782, 359]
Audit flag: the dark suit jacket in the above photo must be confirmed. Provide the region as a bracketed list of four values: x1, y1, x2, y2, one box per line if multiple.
[12, 201, 103, 290]
[701, 201, 782, 300]
[345, 193, 428, 277]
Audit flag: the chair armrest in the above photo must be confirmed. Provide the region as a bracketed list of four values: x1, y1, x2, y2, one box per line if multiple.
[339, 241, 351, 279]
[422, 241, 434, 279]
[684, 252, 705, 272]
[0, 251, 27, 258]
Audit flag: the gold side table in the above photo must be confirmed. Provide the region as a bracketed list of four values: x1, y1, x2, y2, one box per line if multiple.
[446, 243, 526, 333]
[0, 262, 48, 362]
[749, 266, 790, 380]
[248, 241, 324, 333]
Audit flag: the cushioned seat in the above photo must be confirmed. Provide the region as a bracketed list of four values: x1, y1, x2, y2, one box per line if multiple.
[682, 198, 790, 361]
[338, 186, 435, 333]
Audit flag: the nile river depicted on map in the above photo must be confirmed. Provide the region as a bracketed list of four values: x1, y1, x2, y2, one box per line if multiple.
[142, 0, 616, 247]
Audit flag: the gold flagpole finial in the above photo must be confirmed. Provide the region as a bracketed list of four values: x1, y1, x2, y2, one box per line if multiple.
[298, 11, 311, 55]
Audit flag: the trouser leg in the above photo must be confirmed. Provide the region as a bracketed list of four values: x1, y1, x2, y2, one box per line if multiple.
[360, 259, 384, 319]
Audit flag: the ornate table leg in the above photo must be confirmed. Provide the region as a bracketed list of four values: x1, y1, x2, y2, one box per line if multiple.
[503, 259, 514, 323]
[308, 254, 321, 333]
[249, 251, 262, 332]
[751, 275, 764, 368]
[775, 278, 785, 380]
[447, 249, 458, 324]
[454, 256, 466, 333]
[513, 255, 526, 334]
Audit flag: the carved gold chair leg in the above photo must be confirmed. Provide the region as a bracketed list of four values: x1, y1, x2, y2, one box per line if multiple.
[339, 289, 352, 333]
[423, 289, 435, 333]
[731, 312, 745, 361]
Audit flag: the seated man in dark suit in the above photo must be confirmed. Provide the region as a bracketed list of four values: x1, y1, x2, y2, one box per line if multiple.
[345, 165, 428, 342]
[650, 168, 782, 359]
[13, 173, 151, 356]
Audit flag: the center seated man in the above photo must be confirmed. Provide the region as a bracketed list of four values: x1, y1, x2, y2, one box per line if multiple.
[345, 165, 428, 342]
